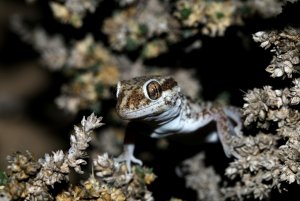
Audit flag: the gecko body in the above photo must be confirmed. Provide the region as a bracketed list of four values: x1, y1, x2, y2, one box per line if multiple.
[116, 75, 242, 170]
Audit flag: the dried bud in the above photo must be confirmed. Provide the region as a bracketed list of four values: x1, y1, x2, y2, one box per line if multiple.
[261, 40, 271, 49]
[253, 31, 266, 42]
[259, 110, 266, 121]
[274, 68, 284, 77]
[291, 97, 300, 105]
[291, 56, 299, 64]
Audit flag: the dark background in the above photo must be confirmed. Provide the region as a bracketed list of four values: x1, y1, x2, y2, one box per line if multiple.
[1, 0, 300, 200]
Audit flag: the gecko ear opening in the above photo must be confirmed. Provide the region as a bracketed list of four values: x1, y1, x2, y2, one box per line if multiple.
[146, 80, 162, 100]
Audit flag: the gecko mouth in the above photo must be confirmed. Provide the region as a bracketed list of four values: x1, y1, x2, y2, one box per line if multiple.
[117, 101, 164, 119]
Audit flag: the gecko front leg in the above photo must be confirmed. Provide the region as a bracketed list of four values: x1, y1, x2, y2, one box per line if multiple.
[210, 106, 241, 158]
[224, 105, 243, 136]
[116, 144, 142, 173]
[115, 121, 143, 173]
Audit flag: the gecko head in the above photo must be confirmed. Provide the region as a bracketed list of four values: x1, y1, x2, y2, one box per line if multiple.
[116, 75, 181, 120]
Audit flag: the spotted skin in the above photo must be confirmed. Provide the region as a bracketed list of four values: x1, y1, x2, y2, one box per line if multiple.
[116, 75, 179, 119]
[116, 75, 242, 171]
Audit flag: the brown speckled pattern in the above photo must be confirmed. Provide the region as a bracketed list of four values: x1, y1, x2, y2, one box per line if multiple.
[116, 75, 178, 115]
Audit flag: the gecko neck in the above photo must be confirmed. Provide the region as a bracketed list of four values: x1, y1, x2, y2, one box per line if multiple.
[147, 94, 213, 138]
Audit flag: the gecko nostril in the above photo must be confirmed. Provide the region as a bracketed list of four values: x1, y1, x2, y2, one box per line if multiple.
[116, 81, 121, 98]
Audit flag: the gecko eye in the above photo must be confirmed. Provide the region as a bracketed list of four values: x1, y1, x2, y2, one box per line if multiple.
[146, 81, 162, 100]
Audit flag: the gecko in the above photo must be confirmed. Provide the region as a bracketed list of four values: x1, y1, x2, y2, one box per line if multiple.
[115, 75, 242, 171]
